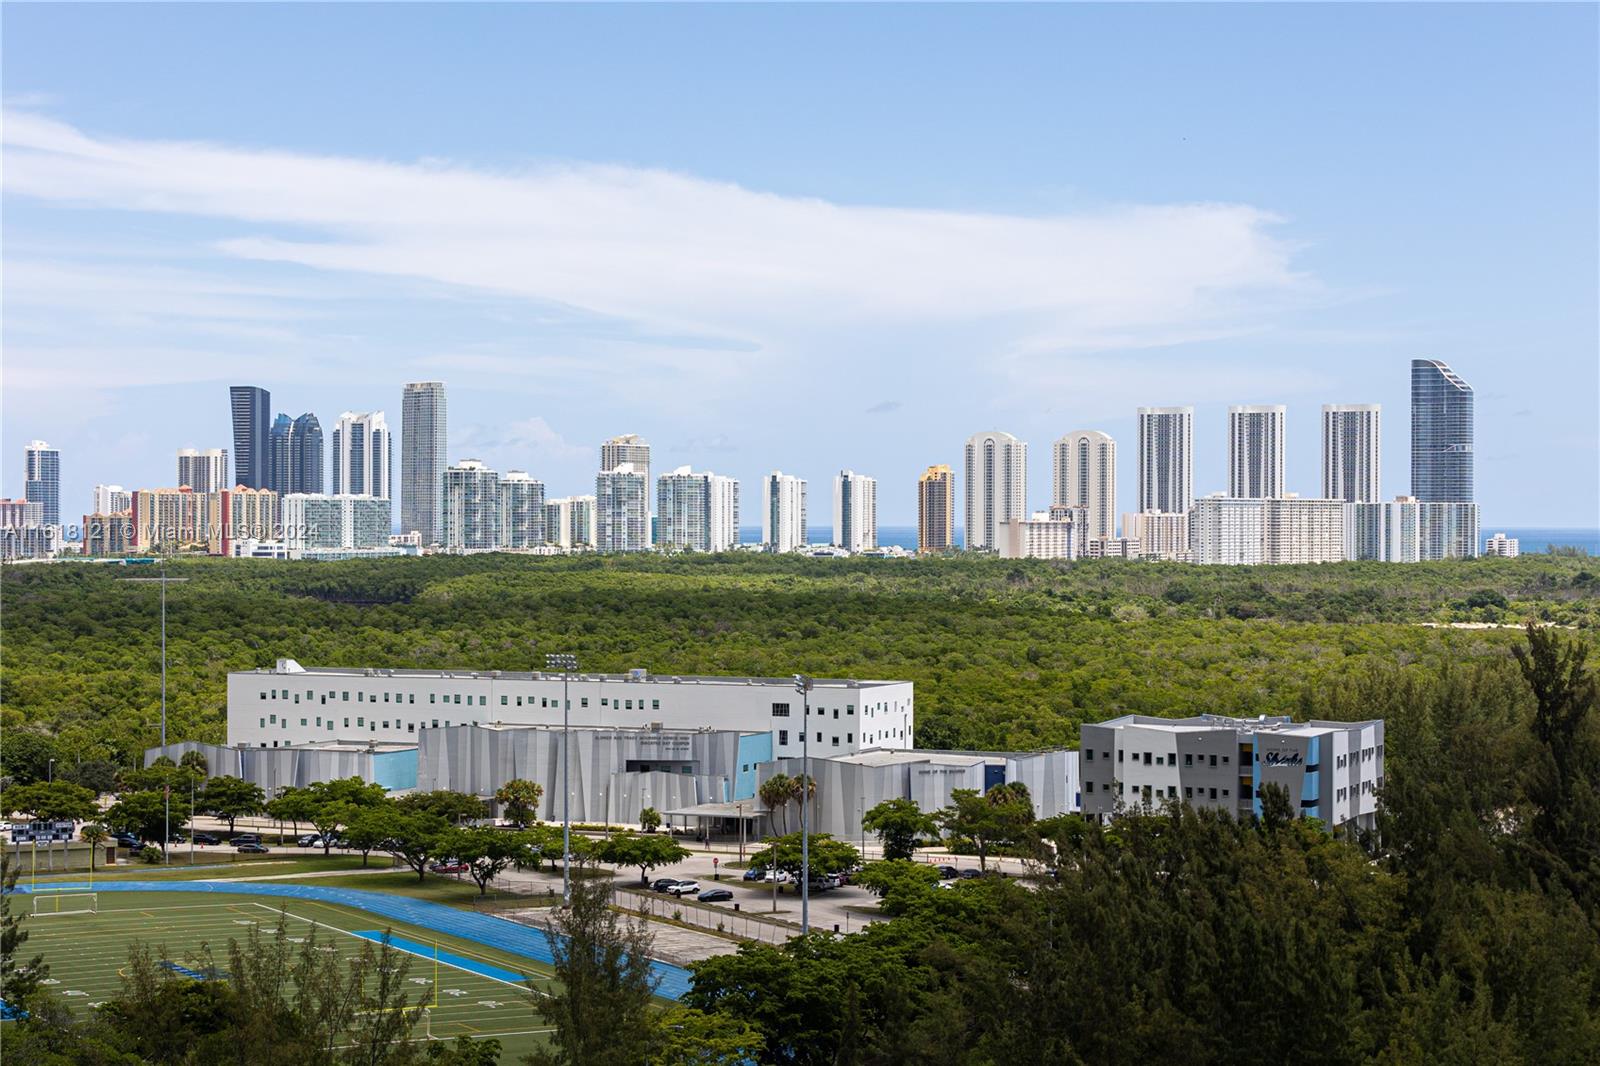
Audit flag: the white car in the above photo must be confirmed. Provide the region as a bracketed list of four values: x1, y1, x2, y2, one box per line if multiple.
[761, 870, 793, 884]
[666, 879, 702, 897]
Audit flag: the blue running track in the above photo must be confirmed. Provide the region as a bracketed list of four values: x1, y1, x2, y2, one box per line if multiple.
[9, 881, 692, 1000]
[349, 931, 533, 985]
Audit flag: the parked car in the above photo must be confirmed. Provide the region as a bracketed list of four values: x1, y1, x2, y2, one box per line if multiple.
[297, 833, 321, 848]
[958, 868, 981, 880]
[761, 870, 792, 884]
[232, 833, 261, 846]
[191, 832, 220, 845]
[667, 880, 702, 897]
[237, 843, 270, 854]
[651, 878, 685, 893]
[696, 888, 734, 903]
[428, 860, 469, 874]
[936, 864, 959, 879]
[110, 832, 142, 850]
[742, 867, 767, 882]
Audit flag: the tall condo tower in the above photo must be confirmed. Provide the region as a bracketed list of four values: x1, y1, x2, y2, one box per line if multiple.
[656, 467, 740, 552]
[1053, 430, 1117, 540]
[401, 382, 447, 543]
[1322, 404, 1382, 503]
[23, 440, 60, 526]
[497, 470, 546, 549]
[1227, 405, 1287, 499]
[596, 463, 649, 552]
[176, 448, 229, 495]
[270, 413, 325, 496]
[1410, 360, 1474, 502]
[761, 471, 808, 553]
[917, 465, 955, 553]
[601, 436, 651, 510]
[832, 470, 878, 552]
[963, 431, 1027, 551]
[442, 458, 500, 551]
[229, 386, 271, 489]
[1136, 407, 1194, 515]
[330, 412, 392, 499]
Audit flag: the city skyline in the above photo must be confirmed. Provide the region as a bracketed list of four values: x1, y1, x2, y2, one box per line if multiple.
[2, 4, 1595, 527]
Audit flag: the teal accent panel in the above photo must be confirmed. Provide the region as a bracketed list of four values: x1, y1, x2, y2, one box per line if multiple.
[372, 748, 418, 792]
[734, 733, 773, 800]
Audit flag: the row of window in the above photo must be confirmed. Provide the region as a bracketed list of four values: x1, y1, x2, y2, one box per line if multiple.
[775, 731, 855, 747]
[261, 688, 668, 713]
[1086, 781, 1239, 802]
[260, 715, 474, 733]
[770, 702, 859, 719]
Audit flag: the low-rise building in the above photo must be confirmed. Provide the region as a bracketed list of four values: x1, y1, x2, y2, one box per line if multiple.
[1484, 532, 1520, 558]
[1079, 714, 1383, 834]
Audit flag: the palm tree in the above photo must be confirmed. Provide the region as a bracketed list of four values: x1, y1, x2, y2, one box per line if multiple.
[80, 824, 108, 872]
[787, 775, 816, 833]
[758, 774, 792, 835]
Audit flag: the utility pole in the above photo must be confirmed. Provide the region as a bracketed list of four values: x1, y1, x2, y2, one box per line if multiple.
[794, 673, 812, 935]
[120, 562, 188, 863]
[545, 653, 577, 906]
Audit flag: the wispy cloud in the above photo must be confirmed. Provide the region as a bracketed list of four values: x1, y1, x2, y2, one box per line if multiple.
[865, 400, 902, 415]
[3, 110, 1316, 358]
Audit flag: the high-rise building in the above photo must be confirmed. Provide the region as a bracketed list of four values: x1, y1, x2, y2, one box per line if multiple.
[0, 499, 44, 528]
[93, 485, 131, 517]
[761, 471, 808, 553]
[283, 494, 392, 552]
[498, 470, 547, 549]
[596, 464, 650, 552]
[963, 431, 1027, 551]
[1122, 511, 1190, 562]
[544, 496, 596, 550]
[23, 440, 60, 526]
[656, 467, 740, 552]
[1227, 405, 1286, 499]
[1189, 495, 1265, 565]
[177, 448, 229, 495]
[130, 487, 210, 552]
[1261, 497, 1345, 565]
[229, 386, 271, 489]
[832, 470, 878, 552]
[401, 382, 448, 544]
[212, 486, 280, 555]
[601, 435, 651, 510]
[917, 465, 955, 553]
[1411, 360, 1474, 502]
[82, 511, 133, 557]
[330, 412, 391, 499]
[442, 459, 501, 552]
[1136, 407, 1193, 515]
[1322, 404, 1382, 503]
[268, 413, 324, 496]
[1053, 430, 1117, 540]
[999, 507, 1088, 560]
[1345, 497, 1479, 562]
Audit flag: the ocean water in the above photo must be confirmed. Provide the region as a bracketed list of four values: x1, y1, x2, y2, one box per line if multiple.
[738, 526, 922, 549]
[1492, 528, 1600, 555]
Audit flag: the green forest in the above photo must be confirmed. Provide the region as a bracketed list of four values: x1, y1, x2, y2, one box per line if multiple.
[1, 552, 1595, 769]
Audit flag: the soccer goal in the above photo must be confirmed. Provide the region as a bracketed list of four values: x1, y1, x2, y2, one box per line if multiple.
[31, 891, 97, 917]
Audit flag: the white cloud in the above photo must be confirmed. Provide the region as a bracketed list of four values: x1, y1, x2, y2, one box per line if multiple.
[2, 109, 1315, 354]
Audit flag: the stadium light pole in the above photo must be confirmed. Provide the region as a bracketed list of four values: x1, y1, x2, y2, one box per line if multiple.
[794, 673, 813, 935]
[546, 652, 578, 906]
[120, 561, 187, 863]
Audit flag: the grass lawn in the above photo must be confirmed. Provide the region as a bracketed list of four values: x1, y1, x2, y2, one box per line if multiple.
[16, 889, 559, 1061]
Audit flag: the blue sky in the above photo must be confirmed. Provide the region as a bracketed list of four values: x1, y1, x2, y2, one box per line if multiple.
[4, 3, 1596, 528]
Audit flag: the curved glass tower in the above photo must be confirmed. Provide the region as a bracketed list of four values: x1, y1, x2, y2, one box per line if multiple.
[1410, 360, 1474, 502]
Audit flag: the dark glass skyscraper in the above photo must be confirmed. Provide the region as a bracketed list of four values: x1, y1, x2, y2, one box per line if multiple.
[230, 385, 271, 489]
[268, 412, 324, 495]
[1410, 360, 1474, 502]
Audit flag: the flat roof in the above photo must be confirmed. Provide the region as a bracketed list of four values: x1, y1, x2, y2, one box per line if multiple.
[238, 660, 905, 689]
[1088, 714, 1381, 734]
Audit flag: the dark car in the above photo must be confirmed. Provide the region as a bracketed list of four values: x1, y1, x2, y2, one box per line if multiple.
[237, 843, 270, 854]
[696, 888, 734, 903]
[958, 868, 981, 880]
[232, 833, 261, 845]
[191, 832, 220, 845]
[742, 867, 766, 882]
[651, 878, 684, 893]
[936, 864, 959, 880]
[110, 831, 142, 849]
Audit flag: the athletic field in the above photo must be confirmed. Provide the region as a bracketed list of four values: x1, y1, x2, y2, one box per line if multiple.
[19, 889, 559, 1060]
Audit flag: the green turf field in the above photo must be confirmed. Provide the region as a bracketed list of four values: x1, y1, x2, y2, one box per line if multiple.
[20, 890, 559, 1060]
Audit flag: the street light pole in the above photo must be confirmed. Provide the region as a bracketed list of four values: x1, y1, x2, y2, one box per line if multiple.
[546, 653, 578, 906]
[120, 562, 187, 865]
[794, 674, 812, 936]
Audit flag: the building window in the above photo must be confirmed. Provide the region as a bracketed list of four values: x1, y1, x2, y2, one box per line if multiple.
[1184, 786, 1193, 798]
[1086, 781, 1095, 793]
[260, 692, 267, 701]
[269, 714, 277, 724]
[479, 696, 486, 706]
[383, 693, 390, 703]
[625, 699, 633, 710]
[342, 692, 349, 701]
[1208, 788, 1217, 800]
[1222, 755, 1230, 765]
[581, 698, 588, 708]
[602, 698, 609, 708]
[453, 695, 461, 705]
[357, 717, 364, 727]
[1143, 752, 1152, 765]
[847, 705, 855, 715]
[408, 723, 415, 733]
[772, 703, 790, 718]
[815, 732, 822, 743]
[847, 733, 853, 743]
[1167, 785, 1176, 798]
[432, 720, 439, 728]
[382, 721, 389, 729]
[1209, 754, 1218, 767]
[779, 730, 789, 745]
[1184, 753, 1193, 766]
[1085, 749, 1094, 761]
[343, 718, 349, 727]
[501, 695, 508, 705]
[1117, 750, 1123, 763]
[259, 717, 266, 728]
[832, 737, 840, 747]
[358, 693, 364, 702]
[652, 700, 660, 710]
[1222, 788, 1230, 797]
[300, 718, 307, 727]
